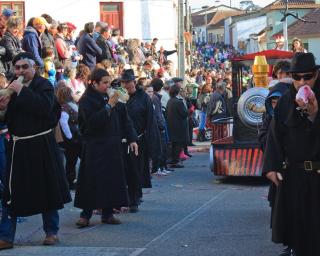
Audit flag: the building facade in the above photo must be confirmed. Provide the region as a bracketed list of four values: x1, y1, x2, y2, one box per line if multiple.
[0, 0, 178, 49]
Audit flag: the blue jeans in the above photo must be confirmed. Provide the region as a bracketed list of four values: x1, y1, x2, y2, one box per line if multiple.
[199, 111, 207, 130]
[0, 207, 59, 242]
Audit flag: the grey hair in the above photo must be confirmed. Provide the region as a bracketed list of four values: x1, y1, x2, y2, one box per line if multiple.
[216, 81, 226, 90]
[17, 58, 36, 68]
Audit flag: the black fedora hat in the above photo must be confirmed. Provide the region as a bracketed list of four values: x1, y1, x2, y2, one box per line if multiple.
[289, 52, 320, 73]
[120, 69, 136, 82]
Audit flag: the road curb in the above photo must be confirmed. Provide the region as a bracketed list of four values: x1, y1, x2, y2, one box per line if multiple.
[188, 146, 210, 153]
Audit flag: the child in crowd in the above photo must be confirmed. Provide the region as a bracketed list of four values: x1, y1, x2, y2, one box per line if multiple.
[42, 46, 56, 86]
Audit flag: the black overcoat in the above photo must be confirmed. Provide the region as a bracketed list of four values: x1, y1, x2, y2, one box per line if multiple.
[3, 75, 71, 217]
[126, 87, 154, 188]
[167, 96, 189, 144]
[74, 86, 129, 210]
[263, 78, 320, 256]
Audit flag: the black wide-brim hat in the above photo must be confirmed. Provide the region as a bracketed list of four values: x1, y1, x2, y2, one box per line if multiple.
[120, 69, 136, 82]
[289, 52, 320, 73]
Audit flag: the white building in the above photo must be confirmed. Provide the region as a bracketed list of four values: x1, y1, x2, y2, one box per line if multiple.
[0, 0, 178, 50]
[227, 12, 267, 52]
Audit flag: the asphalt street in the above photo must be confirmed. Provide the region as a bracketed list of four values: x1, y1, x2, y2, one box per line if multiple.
[0, 152, 282, 256]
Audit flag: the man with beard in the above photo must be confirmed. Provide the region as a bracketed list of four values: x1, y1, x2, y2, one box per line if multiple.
[121, 69, 155, 212]
[263, 52, 320, 256]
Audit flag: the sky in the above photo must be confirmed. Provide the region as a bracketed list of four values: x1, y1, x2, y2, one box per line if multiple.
[189, 0, 275, 10]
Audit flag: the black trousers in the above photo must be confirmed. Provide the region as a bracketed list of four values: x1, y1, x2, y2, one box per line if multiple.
[122, 144, 141, 207]
[171, 142, 184, 164]
[152, 130, 167, 172]
[64, 141, 82, 187]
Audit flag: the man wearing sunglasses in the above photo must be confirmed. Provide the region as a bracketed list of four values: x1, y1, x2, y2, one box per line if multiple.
[263, 52, 320, 256]
[0, 52, 71, 250]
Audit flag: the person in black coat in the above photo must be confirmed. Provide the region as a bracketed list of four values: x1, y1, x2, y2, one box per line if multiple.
[77, 22, 102, 70]
[263, 53, 320, 256]
[96, 26, 113, 63]
[258, 60, 292, 256]
[0, 52, 71, 249]
[206, 81, 227, 123]
[151, 78, 170, 173]
[121, 69, 154, 212]
[75, 68, 138, 226]
[167, 84, 189, 168]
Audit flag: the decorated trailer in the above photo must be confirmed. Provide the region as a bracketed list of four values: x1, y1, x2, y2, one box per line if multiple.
[209, 50, 294, 176]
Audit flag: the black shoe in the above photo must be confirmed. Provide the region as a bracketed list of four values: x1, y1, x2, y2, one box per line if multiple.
[184, 152, 192, 157]
[279, 247, 295, 256]
[169, 163, 184, 168]
[129, 205, 139, 213]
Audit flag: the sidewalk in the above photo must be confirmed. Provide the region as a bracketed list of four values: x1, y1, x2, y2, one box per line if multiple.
[188, 141, 211, 153]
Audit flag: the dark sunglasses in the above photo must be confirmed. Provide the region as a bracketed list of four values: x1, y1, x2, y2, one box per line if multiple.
[14, 64, 29, 70]
[292, 73, 315, 81]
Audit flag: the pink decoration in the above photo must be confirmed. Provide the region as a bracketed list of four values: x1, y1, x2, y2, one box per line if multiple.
[296, 85, 315, 104]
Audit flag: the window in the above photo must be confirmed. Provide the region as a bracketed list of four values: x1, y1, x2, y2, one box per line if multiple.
[102, 4, 119, 12]
[0, 2, 25, 23]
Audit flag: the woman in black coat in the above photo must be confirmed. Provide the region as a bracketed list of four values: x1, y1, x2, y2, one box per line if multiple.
[166, 85, 189, 168]
[74, 68, 138, 227]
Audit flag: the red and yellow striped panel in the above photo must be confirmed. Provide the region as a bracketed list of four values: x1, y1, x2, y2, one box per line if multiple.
[213, 146, 263, 176]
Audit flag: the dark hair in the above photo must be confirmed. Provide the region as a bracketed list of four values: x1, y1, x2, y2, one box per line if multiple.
[42, 46, 54, 58]
[41, 13, 53, 24]
[101, 26, 110, 34]
[273, 60, 291, 77]
[84, 22, 94, 34]
[111, 79, 121, 88]
[169, 84, 180, 98]
[152, 38, 158, 42]
[89, 68, 109, 84]
[112, 28, 120, 37]
[150, 78, 163, 92]
[143, 60, 153, 67]
[26, 17, 35, 27]
[57, 23, 68, 33]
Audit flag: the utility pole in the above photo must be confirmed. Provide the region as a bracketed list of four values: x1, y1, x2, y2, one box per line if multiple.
[178, 0, 185, 77]
[185, 0, 191, 68]
[282, 0, 288, 50]
[283, 17, 288, 51]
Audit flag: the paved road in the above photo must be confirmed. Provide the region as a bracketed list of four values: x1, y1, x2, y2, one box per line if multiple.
[0, 153, 282, 256]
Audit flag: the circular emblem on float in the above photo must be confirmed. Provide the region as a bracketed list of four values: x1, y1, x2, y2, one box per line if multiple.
[237, 87, 269, 128]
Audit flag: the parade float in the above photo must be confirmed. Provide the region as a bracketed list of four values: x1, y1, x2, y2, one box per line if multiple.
[209, 50, 293, 176]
